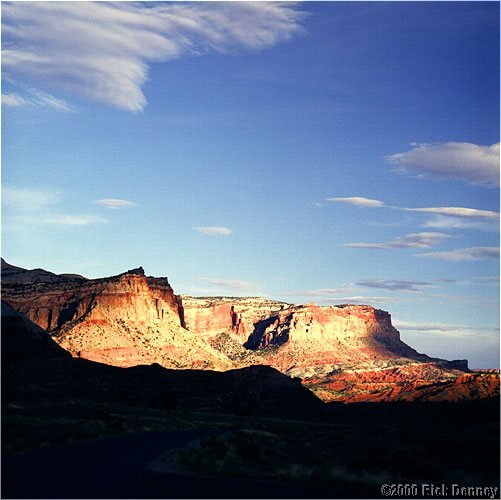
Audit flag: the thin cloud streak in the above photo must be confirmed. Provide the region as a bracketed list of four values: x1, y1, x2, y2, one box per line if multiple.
[394, 320, 498, 337]
[283, 287, 407, 305]
[1, 89, 76, 112]
[2, 92, 28, 107]
[3, 186, 109, 227]
[355, 279, 433, 292]
[345, 232, 452, 250]
[2, 186, 61, 211]
[471, 276, 499, 284]
[195, 277, 259, 294]
[2, 2, 306, 111]
[422, 215, 499, 231]
[7, 214, 109, 226]
[95, 198, 138, 210]
[405, 206, 499, 219]
[325, 195, 499, 232]
[416, 247, 500, 261]
[317, 296, 406, 305]
[326, 196, 385, 207]
[289, 287, 357, 298]
[192, 226, 232, 236]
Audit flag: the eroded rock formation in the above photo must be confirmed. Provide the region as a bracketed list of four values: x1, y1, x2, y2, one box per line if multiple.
[181, 296, 288, 338]
[2, 259, 498, 403]
[1, 263, 230, 370]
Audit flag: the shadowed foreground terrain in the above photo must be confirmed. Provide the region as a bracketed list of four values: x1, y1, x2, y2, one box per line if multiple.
[2, 302, 500, 499]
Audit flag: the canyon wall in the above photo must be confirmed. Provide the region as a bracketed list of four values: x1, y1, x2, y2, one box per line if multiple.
[1, 263, 230, 370]
[2, 266, 184, 333]
[3, 259, 496, 403]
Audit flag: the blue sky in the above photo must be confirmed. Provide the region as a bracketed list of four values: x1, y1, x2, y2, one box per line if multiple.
[2, 1, 499, 368]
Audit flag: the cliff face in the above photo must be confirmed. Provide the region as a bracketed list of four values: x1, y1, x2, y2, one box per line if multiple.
[180, 298, 495, 403]
[3, 259, 497, 403]
[181, 296, 288, 337]
[2, 266, 184, 333]
[1, 265, 230, 370]
[244, 304, 402, 348]
[182, 299, 429, 369]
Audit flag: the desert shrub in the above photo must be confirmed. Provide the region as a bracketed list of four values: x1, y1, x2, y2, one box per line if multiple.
[177, 430, 280, 477]
[276, 463, 392, 487]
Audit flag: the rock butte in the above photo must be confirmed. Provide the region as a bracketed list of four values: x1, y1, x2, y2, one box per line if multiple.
[1, 259, 498, 402]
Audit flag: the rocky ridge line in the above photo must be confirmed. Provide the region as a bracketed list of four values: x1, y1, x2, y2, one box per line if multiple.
[2, 260, 498, 402]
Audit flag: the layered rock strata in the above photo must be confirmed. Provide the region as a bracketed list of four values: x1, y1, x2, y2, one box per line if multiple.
[1, 263, 230, 370]
[3, 259, 498, 402]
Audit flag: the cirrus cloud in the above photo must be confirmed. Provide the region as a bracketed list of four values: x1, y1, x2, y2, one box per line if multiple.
[94, 198, 138, 210]
[355, 279, 433, 292]
[325, 194, 499, 232]
[345, 232, 452, 250]
[386, 141, 500, 187]
[2, 186, 110, 227]
[2, 92, 28, 107]
[325, 196, 385, 207]
[393, 320, 497, 337]
[2, 1, 306, 112]
[416, 246, 500, 261]
[195, 277, 259, 295]
[5, 214, 109, 226]
[2, 186, 61, 211]
[405, 206, 499, 219]
[2, 89, 76, 112]
[192, 226, 232, 236]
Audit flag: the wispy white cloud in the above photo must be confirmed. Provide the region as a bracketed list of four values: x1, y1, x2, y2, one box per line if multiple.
[290, 287, 357, 298]
[405, 206, 499, 219]
[471, 276, 499, 284]
[2, 2, 306, 111]
[94, 198, 138, 210]
[386, 141, 500, 187]
[326, 196, 385, 207]
[2, 92, 28, 107]
[326, 195, 499, 232]
[2, 186, 108, 227]
[319, 296, 406, 305]
[355, 279, 433, 292]
[284, 287, 407, 306]
[195, 277, 259, 294]
[393, 320, 498, 337]
[7, 214, 109, 226]
[345, 231, 452, 250]
[413, 207, 499, 232]
[193, 226, 232, 236]
[29, 89, 76, 112]
[1, 89, 75, 112]
[422, 215, 499, 232]
[2, 186, 61, 211]
[417, 246, 500, 261]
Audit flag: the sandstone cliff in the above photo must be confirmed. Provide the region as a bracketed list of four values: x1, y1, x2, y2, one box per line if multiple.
[182, 296, 288, 337]
[185, 299, 484, 401]
[3, 259, 497, 403]
[1, 264, 231, 370]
